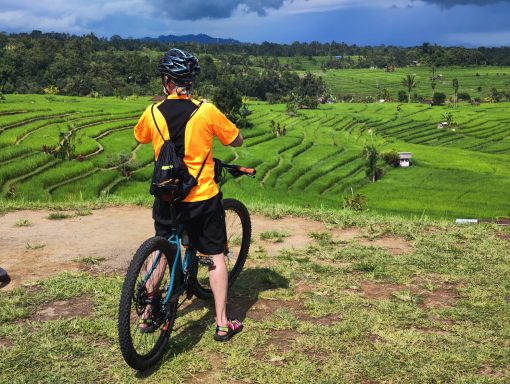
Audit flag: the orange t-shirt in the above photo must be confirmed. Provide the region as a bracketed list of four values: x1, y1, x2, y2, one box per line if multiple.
[134, 95, 239, 202]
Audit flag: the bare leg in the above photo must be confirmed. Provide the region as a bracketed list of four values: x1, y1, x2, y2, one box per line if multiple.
[208, 253, 228, 335]
[140, 251, 168, 328]
[145, 251, 168, 292]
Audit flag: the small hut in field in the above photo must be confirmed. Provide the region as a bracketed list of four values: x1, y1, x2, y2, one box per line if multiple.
[398, 152, 412, 167]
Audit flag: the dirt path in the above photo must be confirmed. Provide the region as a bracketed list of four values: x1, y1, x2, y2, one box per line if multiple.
[0, 206, 411, 290]
[0, 207, 331, 290]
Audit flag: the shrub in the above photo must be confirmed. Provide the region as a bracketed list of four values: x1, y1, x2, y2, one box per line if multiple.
[433, 92, 446, 105]
[300, 95, 319, 109]
[343, 193, 366, 211]
[381, 150, 400, 167]
[286, 100, 298, 116]
[458, 92, 471, 102]
[398, 90, 407, 102]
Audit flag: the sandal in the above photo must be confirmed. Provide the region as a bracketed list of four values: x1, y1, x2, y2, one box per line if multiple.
[138, 292, 161, 334]
[139, 318, 160, 334]
[214, 319, 243, 342]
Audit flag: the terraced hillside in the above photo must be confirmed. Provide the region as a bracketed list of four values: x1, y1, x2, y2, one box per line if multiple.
[0, 95, 148, 201]
[0, 95, 509, 218]
[285, 60, 510, 100]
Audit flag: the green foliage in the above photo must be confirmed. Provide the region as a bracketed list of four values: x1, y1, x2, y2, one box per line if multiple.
[433, 92, 446, 105]
[260, 230, 289, 243]
[212, 79, 243, 121]
[43, 85, 59, 95]
[381, 150, 401, 167]
[343, 192, 366, 211]
[377, 88, 391, 101]
[402, 74, 418, 103]
[441, 112, 457, 127]
[286, 98, 299, 116]
[457, 92, 471, 101]
[398, 90, 407, 102]
[363, 145, 380, 182]
[297, 72, 326, 100]
[52, 131, 77, 160]
[452, 78, 459, 106]
[47, 212, 74, 220]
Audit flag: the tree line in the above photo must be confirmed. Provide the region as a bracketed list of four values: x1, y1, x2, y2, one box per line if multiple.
[0, 31, 333, 125]
[1, 31, 509, 108]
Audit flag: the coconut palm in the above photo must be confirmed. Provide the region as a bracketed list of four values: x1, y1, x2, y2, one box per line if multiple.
[402, 74, 417, 103]
[430, 66, 437, 98]
[453, 78, 459, 107]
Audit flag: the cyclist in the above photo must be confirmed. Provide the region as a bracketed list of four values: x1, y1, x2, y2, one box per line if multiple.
[133, 48, 244, 341]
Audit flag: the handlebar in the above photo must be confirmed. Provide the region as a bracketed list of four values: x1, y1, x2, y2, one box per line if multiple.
[217, 160, 256, 178]
[222, 163, 256, 176]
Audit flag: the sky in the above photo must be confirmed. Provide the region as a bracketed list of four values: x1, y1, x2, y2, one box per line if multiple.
[0, 0, 509, 47]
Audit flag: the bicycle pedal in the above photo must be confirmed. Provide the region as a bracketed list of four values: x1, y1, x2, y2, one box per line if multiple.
[197, 255, 214, 266]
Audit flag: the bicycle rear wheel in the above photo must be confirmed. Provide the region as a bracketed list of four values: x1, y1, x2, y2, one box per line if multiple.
[118, 236, 181, 371]
[193, 198, 251, 300]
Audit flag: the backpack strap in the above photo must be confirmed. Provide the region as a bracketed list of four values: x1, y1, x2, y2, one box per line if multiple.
[150, 103, 166, 142]
[195, 150, 210, 182]
[150, 100, 203, 142]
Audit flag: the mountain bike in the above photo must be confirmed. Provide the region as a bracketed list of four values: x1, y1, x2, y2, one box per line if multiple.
[117, 160, 255, 371]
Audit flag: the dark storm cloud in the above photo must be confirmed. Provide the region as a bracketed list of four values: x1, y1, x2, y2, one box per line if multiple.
[417, 0, 510, 8]
[154, 0, 288, 20]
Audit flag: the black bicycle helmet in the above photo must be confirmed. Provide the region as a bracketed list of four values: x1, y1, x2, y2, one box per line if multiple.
[158, 48, 200, 87]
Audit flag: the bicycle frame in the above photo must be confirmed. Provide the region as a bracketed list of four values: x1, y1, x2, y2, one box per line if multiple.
[140, 160, 256, 310]
[165, 226, 196, 303]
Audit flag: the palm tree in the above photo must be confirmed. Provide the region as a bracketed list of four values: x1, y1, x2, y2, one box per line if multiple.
[430, 66, 437, 98]
[452, 78, 459, 107]
[402, 74, 417, 103]
[363, 145, 379, 183]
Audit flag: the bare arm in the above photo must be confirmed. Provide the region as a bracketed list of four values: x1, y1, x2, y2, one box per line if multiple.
[229, 132, 244, 147]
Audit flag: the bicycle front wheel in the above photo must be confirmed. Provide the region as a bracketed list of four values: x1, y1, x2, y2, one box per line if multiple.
[193, 198, 251, 300]
[118, 236, 181, 371]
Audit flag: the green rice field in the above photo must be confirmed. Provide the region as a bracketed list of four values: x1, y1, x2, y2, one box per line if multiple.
[275, 57, 510, 100]
[0, 94, 509, 219]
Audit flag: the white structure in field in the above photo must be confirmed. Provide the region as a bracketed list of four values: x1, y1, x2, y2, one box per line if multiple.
[399, 152, 412, 167]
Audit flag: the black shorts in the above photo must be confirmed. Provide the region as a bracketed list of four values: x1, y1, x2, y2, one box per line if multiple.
[152, 194, 226, 255]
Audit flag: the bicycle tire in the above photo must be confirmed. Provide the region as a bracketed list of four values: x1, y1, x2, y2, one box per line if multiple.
[118, 236, 181, 371]
[193, 198, 251, 300]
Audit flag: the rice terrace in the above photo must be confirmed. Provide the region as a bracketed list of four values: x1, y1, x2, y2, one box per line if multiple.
[0, 91, 509, 218]
[1, 31, 510, 383]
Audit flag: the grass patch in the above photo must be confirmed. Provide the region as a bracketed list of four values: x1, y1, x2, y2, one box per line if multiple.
[25, 242, 45, 250]
[14, 218, 31, 227]
[75, 210, 92, 216]
[47, 212, 74, 220]
[309, 231, 332, 246]
[260, 230, 290, 243]
[73, 256, 106, 265]
[1, 207, 509, 382]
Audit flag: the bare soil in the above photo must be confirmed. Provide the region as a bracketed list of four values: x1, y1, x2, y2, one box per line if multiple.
[360, 280, 458, 309]
[32, 295, 94, 321]
[0, 207, 414, 291]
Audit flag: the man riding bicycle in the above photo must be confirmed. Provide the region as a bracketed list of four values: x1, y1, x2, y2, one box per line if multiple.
[133, 48, 244, 341]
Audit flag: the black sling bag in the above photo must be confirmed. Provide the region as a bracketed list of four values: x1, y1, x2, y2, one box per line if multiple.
[149, 101, 208, 202]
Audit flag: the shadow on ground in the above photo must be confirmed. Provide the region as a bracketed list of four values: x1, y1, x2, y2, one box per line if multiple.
[136, 267, 288, 378]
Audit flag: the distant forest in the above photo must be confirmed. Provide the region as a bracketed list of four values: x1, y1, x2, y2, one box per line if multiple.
[1, 30, 510, 98]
